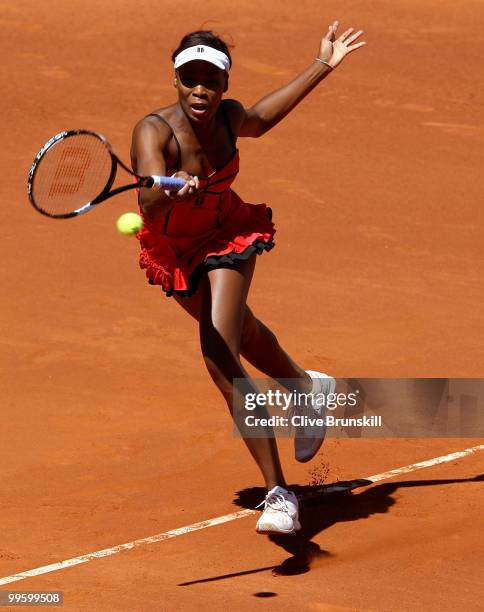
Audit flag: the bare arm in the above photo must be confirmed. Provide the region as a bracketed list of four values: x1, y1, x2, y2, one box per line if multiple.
[130, 118, 198, 219]
[231, 20, 366, 138]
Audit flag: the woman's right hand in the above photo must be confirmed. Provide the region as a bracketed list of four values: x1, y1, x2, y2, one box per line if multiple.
[164, 171, 199, 201]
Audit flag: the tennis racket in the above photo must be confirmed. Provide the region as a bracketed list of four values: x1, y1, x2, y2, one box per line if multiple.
[27, 130, 186, 219]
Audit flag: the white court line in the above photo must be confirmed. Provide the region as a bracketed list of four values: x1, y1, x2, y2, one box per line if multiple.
[0, 443, 482, 587]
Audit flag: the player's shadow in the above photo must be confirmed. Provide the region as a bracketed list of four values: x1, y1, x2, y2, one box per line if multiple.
[233, 474, 483, 576]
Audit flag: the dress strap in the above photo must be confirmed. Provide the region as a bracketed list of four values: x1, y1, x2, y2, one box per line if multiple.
[146, 113, 182, 171]
[220, 103, 237, 152]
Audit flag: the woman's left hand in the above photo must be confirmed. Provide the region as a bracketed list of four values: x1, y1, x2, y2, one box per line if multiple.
[318, 20, 366, 69]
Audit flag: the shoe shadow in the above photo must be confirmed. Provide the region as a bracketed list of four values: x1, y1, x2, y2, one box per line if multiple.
[233, 474, 483, 576]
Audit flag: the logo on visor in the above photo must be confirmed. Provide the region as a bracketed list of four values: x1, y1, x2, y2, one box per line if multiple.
[197, 47, 204, 53]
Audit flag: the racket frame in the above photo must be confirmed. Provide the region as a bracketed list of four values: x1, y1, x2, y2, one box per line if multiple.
[27, 129, 163, 219]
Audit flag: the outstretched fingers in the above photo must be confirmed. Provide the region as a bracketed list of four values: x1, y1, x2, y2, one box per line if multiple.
[347, 39, 367, 52]
[337, 27, 352, 42]
[319, 21, 366, 68]
[345, 29, 364, 44]
[338, 28, 366, 52]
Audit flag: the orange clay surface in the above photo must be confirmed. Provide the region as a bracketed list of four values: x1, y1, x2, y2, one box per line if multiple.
[2, 0, 484, 610]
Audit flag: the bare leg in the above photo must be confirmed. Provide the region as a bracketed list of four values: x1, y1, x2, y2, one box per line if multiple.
[239, 308, 311, 392]
[175, 292, 311, 391]
[183, 256, 287, 490]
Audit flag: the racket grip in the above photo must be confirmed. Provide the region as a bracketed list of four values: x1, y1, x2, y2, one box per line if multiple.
[150, 175, 186, 191]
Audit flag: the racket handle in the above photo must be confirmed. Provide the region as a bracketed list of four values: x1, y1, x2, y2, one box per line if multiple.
[149, 175, 186, 191]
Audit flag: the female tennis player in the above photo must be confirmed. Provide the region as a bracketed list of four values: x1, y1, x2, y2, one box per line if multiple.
[130, 22, 366, 535]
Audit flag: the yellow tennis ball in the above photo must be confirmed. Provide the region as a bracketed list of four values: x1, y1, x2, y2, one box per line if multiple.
[116, 212, 143, 235]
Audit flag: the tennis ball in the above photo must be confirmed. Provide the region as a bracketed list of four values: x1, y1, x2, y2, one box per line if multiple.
[116, 212, 143, 235]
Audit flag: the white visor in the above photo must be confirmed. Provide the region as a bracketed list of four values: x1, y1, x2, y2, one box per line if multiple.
[174, 45, 230, 72]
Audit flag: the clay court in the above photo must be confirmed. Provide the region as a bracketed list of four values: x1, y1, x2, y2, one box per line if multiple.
[2, 0, 483, 609]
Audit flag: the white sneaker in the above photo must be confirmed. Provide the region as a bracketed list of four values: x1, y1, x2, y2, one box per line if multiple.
[255, 486, 301, 534]
[294, 370, 336, 463]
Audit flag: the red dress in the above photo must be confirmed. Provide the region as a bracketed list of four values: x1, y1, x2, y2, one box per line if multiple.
[136, 118, 276, 297]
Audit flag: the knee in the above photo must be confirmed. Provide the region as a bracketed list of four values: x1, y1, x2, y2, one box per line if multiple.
[200, 327, 239, 387]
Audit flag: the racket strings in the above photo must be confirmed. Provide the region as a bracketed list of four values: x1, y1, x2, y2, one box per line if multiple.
[32, 134, 112, 215]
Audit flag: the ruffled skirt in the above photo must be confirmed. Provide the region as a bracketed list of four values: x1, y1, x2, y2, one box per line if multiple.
[137, 190, 275, 297]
